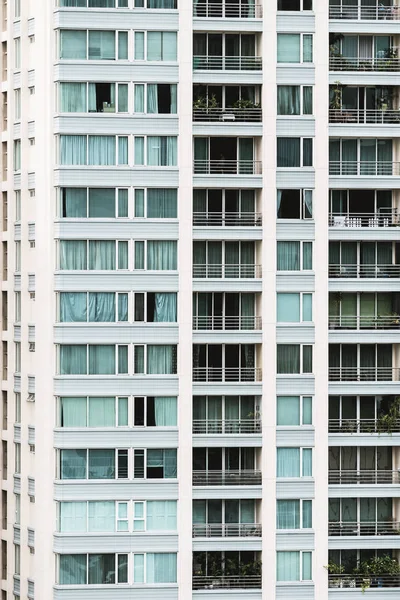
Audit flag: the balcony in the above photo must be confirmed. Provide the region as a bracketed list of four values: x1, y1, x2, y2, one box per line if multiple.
[193, 315, 262, 330]
[329, 521, 400, 536]
[193, 56, 262, 71]
[193, 367, 262, 382]
[193, 1, 263, 18]
[329, 366, 399, 381]
[329, 108, 400, 125]
[329, 316, 400, 329]
[330, 56, 400, 72]
[328, 574, 400, 589]
[193, 575, 262, 589]
[193, 264, 262, 278]
[192, 523, 262, 537]
[194, 159, 262, 175]
[329, 418, 400, 433]
[329, 469, 400, 484]
[193, 107, 262, 123]
[329, 210, 398, 227]
[329, 5, 400, 20]
[193, 211, 262, 227]
[193, 418, 261, 434]
[329, 264, 400, 278]
[329, 161, 399, 176]
[193, 469, 262, 485]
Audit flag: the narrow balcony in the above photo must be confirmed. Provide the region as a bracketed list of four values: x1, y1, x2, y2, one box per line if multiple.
[193, 470, 262, 485]
[193, 418, 261, 434]
[193, 107, 262, 123]
[329, 520, 400, 536]
[329, 417, 400, 433]
[193, 264, 262, 278]
[193, 367, 262, 382]
[329, 469, 399, 484]
[193, 56, 262, 71]
[193, 212, 262, 226]
[193, 315, 262, 330]
[329, 56, 400, 72]
[329, 366, 399, 381]
[329, 161, 399, 176]
[192, 523, 262, 537]
[193, 292, 261, 331]
[194, 136, 261, 175]
[329, 574, 400, 589]
[329, 109, 400, 125]
[329, 264, 400, 278]
[329, 316, 400, 329]
[329, 210, 398, 228]
[194, 159, 262, 175]
[193, 575, 262, 589]
[193, 1, 263, 18]
[329, 4, 400, 20]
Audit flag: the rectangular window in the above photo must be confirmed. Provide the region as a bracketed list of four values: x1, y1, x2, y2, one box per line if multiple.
[277, 551, 312, 581]
[277, 189, 313, 220]
[277, 86, 313, 116]
[277, 344, 313, 374]
[277, 241, 312, 271]
[277, 448, 313, 478]
[13, 140, 21, 171]
[59, 554, 128, 585]
[277, 0, 313, 10]
[60, 30, 127, 61]
[59, 292, 128, 322]
[277, 33, 313, 63]
[59, 240, 129, 270]
[278, 293, 314, 323]
[59, 345, 128, 375]
[133, 396, 177, 426]
[14, 89, 21, 120]
[14, 38, 21, 69]
[133, 448, 177, 479]
[277, 138, 313, 167]
[277, 499, 312, 529]
[277, 396, 313, 426]
[147, 32, 177, 61]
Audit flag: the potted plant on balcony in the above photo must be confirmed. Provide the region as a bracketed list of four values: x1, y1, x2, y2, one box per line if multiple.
[376, 396, 400, 434]
[193, 94, 219, 120]
[354, 554, 400, 592]
[325, 562, 345, 588]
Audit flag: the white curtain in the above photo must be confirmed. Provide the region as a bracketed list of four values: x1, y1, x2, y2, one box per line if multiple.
[88, 136, 116, 165]
[154, 293, 177, 321]
[60, 292, 87, 322]
[147, 345, 176, 374]
[277, 448, 300, 477]
[277, 500, 300, 529]
[147, 84, 158, 113]
[60, 83, 86, 112]
[277, 552, 300, 582]
[154, 397, 177, 425]
[88, 241, 115, 270]
[146, 553, 177, 583]
[60, 502, 87, 532]
[60, 30, 87, 60]
[88, 501, 115, 531]
[60, 135, 87, 165]
[147, 241, 177, 270]
[60, 397, 87, 426]
[88, 397, 115, 426]
[147, 137, 177, 166]
[147, 501, 177, 531]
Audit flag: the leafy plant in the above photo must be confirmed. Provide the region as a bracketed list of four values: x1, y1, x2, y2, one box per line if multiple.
[325, 562, 345, 575]
[232, 98, 259, 110]
[193, 94, 219, 110]
[354, 555, 400, 592]
[376, 396, 400, 434]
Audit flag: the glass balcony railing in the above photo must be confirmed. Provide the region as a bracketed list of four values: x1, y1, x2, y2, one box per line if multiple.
[192, 523, 262, 537]
[193, 56, 262, 70]
[329, 108, 400, 124]
[329, 5, 400, 20]
[330, 56, 400, 72]
[193, 1, 263, 18]
[192, 418, 261, 434]
[329, 469, 400, 484]
[193, 469, 262, 485]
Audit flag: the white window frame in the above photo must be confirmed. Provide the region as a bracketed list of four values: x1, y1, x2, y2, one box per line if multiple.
[276, 292, 313, 324]
[277, 33, 314, 64]
[57, 343, 129, 375]
[276, 395, 313, 426]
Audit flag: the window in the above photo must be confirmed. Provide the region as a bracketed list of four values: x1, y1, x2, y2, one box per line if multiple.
[133, 84, 177, 114]
[277, 448, 312, 478]
[14, 0, 21, 18]
[277, 345, 313, 374]
[59, 345, 128, 375]
[59, 30, 128, 61]
[14, 393, 21, 423]
[132, 241, 177, 270]
[133, 136, 178, 166]
[277, 241, 312, 271]
[59, 82, 129, 114]
[14, 544, 20, 575]
[59, 135, 128, 166]
[133, 448, 177, 479]
[59, 240, 129, 270]
[59, 0, 130, 6]
[277, 189, 312, 219]
[277, 86, 313, 115]
[133, 553, 177, 583]
[14, 494, 20, 525]
[193, 499, 255, 527]
[193, 240, 256, 278]
[133, 292, 177, 322]
[277, 293, 312, 323]
[59, 292, 128, 322]
[277, 396, 312, 425]
[60, 188, 128, 218]
[60, 449, 128, 480]
[14, 443, 20, 474]
[329, 138, 392, 176]
[59, 397, 129, 427]
[277, 551, 312, 581]
[133, 396, 177, 426]
[15, 191, 21, 221]
[277, 0, 312, 10]
[133, 345, 177, 374]
[277, 34, 313, 63]
[277, 500, 312, 529]
[14, 39, 21, 69]
[59, 554, 128, 585]
[14, 292, 21, 323]
[277, 138, 313, 167]
[14, 342, 20, 372]
[134, 189, 177, 218]
[14, 89, 21, 120]
[13, 140, 21, 171]
[134, 31, 177, 61]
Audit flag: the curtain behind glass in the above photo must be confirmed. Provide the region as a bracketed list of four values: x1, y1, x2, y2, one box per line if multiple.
[277, 552, 300, 582]
[88, 345, 115, 375]
[277, 34, 300, 63]
[60, 345, 87, 375]
[154, 397, 177, 425]
[147, 501, 177, 530]
[63, 188, 87, 218]
[88, 397, 115, 427]
[59, 555, 87, 584]
[147, 345, 175, 374]
[88, 136, 115, 166]
[277, 500, 300, 529]
[60, 292, 87, 322]
[60, 397, 87, 426]
[60, 502, 87, 532]
[88, 501, 115, 531]
[60, 135, 87, 165]
[277, 86, 300, 115]
[88, 292, 115, 322]
[60, 83, 86, 112]
[277, 396, 300, 425]
[88, 241, 115, 270]
[147, 189, 177, 218]
[277, 138, 300, 167]
[146, 553, 177, 583]
[154, 293, 177, 321]
[277, 448, 300, 477]
[277, 242, 300, 271]
[147, 241, 177, 270]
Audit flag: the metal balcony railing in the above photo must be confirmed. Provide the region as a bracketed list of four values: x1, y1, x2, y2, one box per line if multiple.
[193, 575, 262, 589]
[192, 523, 262, 537]
[193, 469, 262, 486]
[329, 520, 400, 536]
[192, 418, 261, 434]
[329, 264, 400, 278]
[329, 418, 400, 433]
[329, 366, 398, 382]
[193, 212, 262, 227]
[329, 5, 400, 20]
[330, 56, 400, 72]
[328, 315, 400, 329]
[193, 2, 263, 18]
[329, 108, 400, 124]
[194, 159, 262, 175]
[329, 210, 398, 227]
[193, 264, 262, 278]
[329, 161, 400, 176]
[192, 315, 262, 330]
[193, 56, 262, 71]
[193, 367, 262, 382]
[328, 574, 400, 589]
[193, 108, 262, 122]
[329, 470, 400, 484]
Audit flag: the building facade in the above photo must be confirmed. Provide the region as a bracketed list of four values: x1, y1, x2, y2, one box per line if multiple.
[0, 0, 399, 598]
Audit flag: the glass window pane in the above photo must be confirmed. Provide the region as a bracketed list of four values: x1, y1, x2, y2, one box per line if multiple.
[88, 397, 115, 427]
[60, 397, 87, 427]
[302, 552, 312, 580]
[277, 448, 300, 477]
[117, 189, 128, 218]
[302, 397, 312, 425]
[277, 551, 300, 581]
[135, 189, 145, 217]
[134, 554, 145, 583]
[303, 35, 313, 62]
[303, 242, 312, 269]
[302, 294, 312, 322]
[135, 32, 145, 59]
[118, 32, 128, 60]
[302, 500, 312, 528]
[134, 84, 145, 113]
[303, 138, 313, 166]
[303, 345, 313, 373]
[277, 293, 300, 323]
[302, 448, 312, 476]
[277, 34, 300, 63]
[277, 396, 300, 426]
[118, 397, 129, 426]
[277, 500, 300, 529]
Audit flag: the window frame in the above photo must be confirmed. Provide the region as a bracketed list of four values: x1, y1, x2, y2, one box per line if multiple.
[276, 550, 313, 582]
[276, 395, 313, 426]
[277, 33, 313, 64]
[276, 292, 313, 323]
[58, 343, 129, 375]
[58, 82, 130, 114]
[276, 344, 313, 375]
[277, 85, 313, 116]
[59, 29, 129, 61]
[58, 134, 129, 166]
[58, 396, 129, 427]
[276, 499, 313, 530]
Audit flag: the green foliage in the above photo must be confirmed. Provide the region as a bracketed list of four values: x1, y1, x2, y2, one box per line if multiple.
[376, 396, 400, 434]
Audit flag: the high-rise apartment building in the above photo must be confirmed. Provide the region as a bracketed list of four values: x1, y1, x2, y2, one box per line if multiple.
[0, 0, 400, 598]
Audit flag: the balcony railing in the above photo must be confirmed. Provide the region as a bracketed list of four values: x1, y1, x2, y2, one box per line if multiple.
[193, 212, 262, 227]
[193, 264, 262, 278]
[193, 56, 262, 71]
[329, 418, 400, 433]
[329, 520, 400, 536]
[192, 315, 262, 330]
[193, 108, 262, 123]
[194, 159, 262, 175]
[193, 367, 262, 382]
[193, 2, 263, 18]
[329, 264, 400, 278]
[329, 161, 400, 176]
[328, 316, 400, 330]
[329, 5, 400, 20]
[328, 574, 400, 588]
[193, 469, 262, 486]
[329, 366, 398, 382]
[330, 56, 400, 72]
[329, 108, 400, 124]
[329, 211, 398, 227]
[192, 523, 262, 537]
[329, 470, 400, 484]
[193, 575, 262, 589]
[192, 418, 261, 434]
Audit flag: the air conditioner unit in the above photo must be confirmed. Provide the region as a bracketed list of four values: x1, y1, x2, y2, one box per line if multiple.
[29, 342, 35, 352]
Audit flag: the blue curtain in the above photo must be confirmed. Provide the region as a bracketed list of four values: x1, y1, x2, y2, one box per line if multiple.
[60, 241, 87, 270]
[277, 552, 300, 582]
[89, 241, 115, 270]
[147, 345, 176, 374]
[88, 345, 115, 374]
[88, 136, 116, 165]
[61, 449, 87, 480]
[60, 31, 87, 60]
[154, 293, 177, 322]
[62, 188, 87, 217]
[277, 293, 300, 322]
[146, 553, 177, 583]
[60, 345, 87, 374]
[147, 137, 177, 166]
[147, 189, 177, 218]
[60, 292, 87, 322]
[277, 34, 300, 63]
[88, 397, 115, 426]
[59, 555, 87, 584]
[118, 294, 128, 321]
[277, 396, 300, 426]
[88, 188, 115, 218]
[60, 83, 87, 113]
[88, 293, 115, 322]
[60, 397, 87, 427]
[60, 135, 87, 165]
[277, 500, 300, 529]
[277, 242, 300, 270]
[277, 448, 300, 477]
[154, 397, 177, 425]
[277, 86, 300, 115]
[147, 241, 177, 270]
